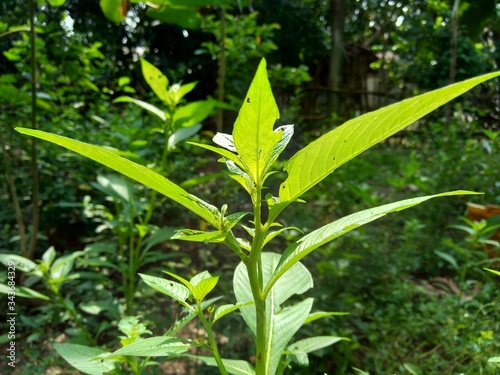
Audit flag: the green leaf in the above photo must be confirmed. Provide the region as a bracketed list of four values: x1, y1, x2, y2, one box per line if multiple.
[147, 6, 202, 30]
[303, 311, 348, 324]
[141, 59, 170, 104]
[47, 0, 66, 6]
[172, 81, 198, 105]
[172, 229, 227, 243]
[168, 124, 202, 149]
[232, 59, 282, 183]
[163, 271, 193, 292]
[50, 251, 85, 279]
[267, 191, 479, 295]
[192, 276, 219, 301]
[100, 0, 127, 24]
[139, 273, 191, 304]
[196, 356, 256, 375]
[42, 246, 56, 266]
[188, 141, 244, 169]
[190, 270, 212, 287]
[114, 96, 167, 122]
[53, 343, 115, 375]
[0, 254, 37, 272]
[279, 71, 500, 203]
[434, 250, 459, 270]
[489, 356, 500, 363]
[112, 336, 189, 356]
[234, 253, 313, 375]
[485, 268, 500, 276]
[15, 128, 221, 228]
[172, 100, 215, 130]
[212, 303, 252, 324]
[403, 363, 423, 375]
[287, 336, 345, 354]
[0, 284, 50, 300]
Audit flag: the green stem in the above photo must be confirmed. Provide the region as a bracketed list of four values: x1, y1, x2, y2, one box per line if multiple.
[197, 304, 228, 375]
[247, 182, 270, 375]
[51, 284, 96, 345]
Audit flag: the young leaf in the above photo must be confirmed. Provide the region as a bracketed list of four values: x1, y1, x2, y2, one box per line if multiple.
[279, 71, 500, 203]
[112, 336, 190, 357]
[172, 81, 197, 105]
[232, 59, 282, 183]
[141, 59, 170, 104]
[15, 128, 221, 228]
[139, 273, 191, 304]
[192, 276, 219, 301]
[53, 343, 115, 375]
[195, 356, 256, 375]
[266, 191, 480, 295]
[42, 246, 56, 267]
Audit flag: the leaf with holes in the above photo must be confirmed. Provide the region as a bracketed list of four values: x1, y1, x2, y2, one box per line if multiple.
[279, 71, 500, 204]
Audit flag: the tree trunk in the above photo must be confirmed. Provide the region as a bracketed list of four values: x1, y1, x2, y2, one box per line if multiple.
[327, 0, 345, 117]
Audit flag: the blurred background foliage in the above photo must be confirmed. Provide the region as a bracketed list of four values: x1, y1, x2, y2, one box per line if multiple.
[1, 0, 500, 374]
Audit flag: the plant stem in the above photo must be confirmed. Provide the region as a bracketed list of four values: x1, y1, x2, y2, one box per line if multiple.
[51, 284, 96, 345]
[248, 182, 269, 374]
[28, 0, 39, 260]
[197, 304, 228, 375]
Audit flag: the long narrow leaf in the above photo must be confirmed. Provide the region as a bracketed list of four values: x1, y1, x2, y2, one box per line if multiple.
[113, 96, 167, 121]
[266, 191, 479, 294]
[15, 128, 221, 228]
[279, 72, 500, 203]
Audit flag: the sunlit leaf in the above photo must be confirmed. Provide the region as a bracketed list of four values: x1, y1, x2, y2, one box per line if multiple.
[232, 59, 281, 183]
[141, 59, 169, 104]
[266, 191, 480, 294]
[15, 128, 221, 228]
[279, 71, 500, 203]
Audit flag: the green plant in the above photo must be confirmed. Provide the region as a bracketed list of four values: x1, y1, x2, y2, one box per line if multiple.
[0, 246, 97, 345]
[96, 58, 215, 313]
[15, 60, 500, 374]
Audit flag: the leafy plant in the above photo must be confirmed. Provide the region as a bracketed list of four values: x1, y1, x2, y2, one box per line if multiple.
[0, 247, 97, 345]
[92, 58, 215, 313]
[16, 59, 500, 374]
